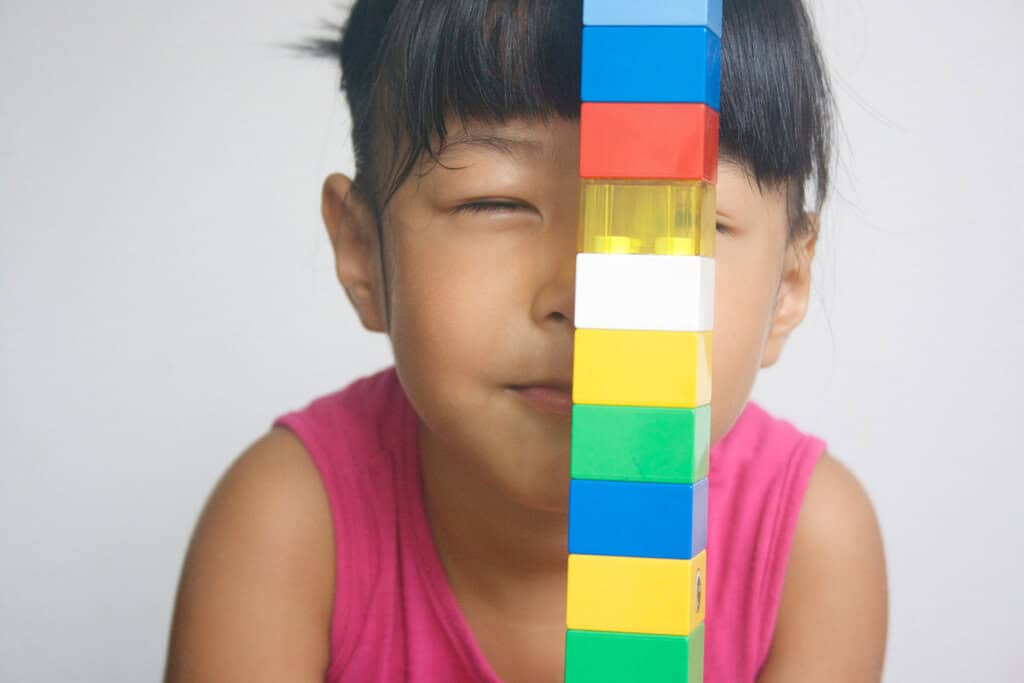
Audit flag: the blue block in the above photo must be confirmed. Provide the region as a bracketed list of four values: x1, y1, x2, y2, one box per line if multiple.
[568, 478, 709, 560]
[582, 27, 721, 109]
[584, 0, 723, 38]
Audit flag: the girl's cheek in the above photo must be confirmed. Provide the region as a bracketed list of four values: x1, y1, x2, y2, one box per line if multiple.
[393, 252, 502, 354]
[709, 264, 773, 442]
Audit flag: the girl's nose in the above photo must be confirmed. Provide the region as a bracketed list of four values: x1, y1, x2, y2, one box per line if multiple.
[531, 211, 578, 328]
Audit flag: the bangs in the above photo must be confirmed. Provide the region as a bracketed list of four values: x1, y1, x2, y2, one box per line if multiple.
[304, 0, 833, 220]
[369, 0, 581, 205]
[720, 0, 833, 214]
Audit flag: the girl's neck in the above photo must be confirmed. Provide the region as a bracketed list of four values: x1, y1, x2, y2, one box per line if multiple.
[418, 426, 568, 621]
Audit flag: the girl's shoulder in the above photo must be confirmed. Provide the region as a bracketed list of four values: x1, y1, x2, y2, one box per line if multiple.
[708, 402, 887, 680]
[269, 367, 412, 498]
[705, 401, 829, 678]
[273, 366, 407, 457]
[166, 418, 337, 679]
[707, 401, 828, 543]
[269, 367, 458, 682]
[713, 401, 827, 474]
[758, 449, 888, 680]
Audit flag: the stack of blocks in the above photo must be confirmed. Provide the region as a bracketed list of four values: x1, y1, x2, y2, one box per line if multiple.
[565, 2, 722, 681]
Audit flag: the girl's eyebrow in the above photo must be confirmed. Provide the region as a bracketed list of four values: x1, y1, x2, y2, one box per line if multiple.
[438, 132, 544, 160]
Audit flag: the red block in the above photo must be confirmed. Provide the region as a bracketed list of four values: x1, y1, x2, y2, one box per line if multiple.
[580, 103, 719, 182]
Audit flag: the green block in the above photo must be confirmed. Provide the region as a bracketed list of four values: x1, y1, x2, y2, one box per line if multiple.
[565, 624, 705, 683]
[571, 404, 710, 484]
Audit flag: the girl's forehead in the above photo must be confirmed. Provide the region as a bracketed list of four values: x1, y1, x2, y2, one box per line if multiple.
[406, 117, 581, 186]
[437, 116, 578, 155]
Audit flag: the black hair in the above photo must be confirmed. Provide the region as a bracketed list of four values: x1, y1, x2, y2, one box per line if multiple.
[302, 0, 834, 239]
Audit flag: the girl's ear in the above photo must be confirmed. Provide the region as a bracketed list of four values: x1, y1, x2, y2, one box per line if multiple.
[321, 173, 387, 333]
[761, 213, 820, 368]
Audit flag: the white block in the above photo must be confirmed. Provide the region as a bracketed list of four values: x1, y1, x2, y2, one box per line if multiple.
[574, 253, 714, 332]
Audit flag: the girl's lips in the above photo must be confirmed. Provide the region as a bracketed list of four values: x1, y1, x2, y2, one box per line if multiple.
[510, 385, 573, 418]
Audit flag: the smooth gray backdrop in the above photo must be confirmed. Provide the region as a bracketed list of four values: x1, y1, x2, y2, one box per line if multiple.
[2, 1, 1021, 680]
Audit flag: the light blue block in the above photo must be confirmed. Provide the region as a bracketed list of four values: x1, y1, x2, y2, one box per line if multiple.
[581, 26, 721, 110]
[584, 0, 723, 38]
[568, 478, 709, 560]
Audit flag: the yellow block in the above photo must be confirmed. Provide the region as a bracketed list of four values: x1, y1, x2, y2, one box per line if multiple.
[592, 235, 635, 254]
[579, 179, 715, 257]
[566, 552, 707, 636]
[573, 329, 712, 408]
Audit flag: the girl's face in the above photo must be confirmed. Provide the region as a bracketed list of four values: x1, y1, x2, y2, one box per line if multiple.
[324, 116, 817, 513]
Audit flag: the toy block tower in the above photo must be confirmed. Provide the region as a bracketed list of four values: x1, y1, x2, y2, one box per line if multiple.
[565, 2, 722, 681]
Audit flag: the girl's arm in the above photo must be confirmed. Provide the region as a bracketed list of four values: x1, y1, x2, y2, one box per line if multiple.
[164, 429, 335, 682]
[758, 453, 889, 682]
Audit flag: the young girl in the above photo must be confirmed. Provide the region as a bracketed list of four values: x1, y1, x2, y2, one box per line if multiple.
[165, 1, 888, 680]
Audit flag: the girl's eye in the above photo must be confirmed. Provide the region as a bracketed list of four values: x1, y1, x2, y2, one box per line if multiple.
[454, 200, 527, 214]
[715, 222, 731, 235]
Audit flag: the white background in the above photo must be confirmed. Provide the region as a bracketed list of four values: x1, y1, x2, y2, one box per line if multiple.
[2, 1, 1021, 680]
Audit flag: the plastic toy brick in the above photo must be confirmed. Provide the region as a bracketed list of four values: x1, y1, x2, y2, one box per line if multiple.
[579, 103, 719, 181]
[575, 254, 714, 332]
[566, 552, 707, 636]
[568, 478, 709, 559]
[573, 329, 712, 408]
[564, 626, 705, 683]
[571, 404, 710, 484]
[579, 179, 716, 257]
[582, 27, 721, 109]
[583, 0, 723, 37]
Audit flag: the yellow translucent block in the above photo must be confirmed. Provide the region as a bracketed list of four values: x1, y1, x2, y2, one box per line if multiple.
[579, 180, 716, 257]
[566, 552, 707, 636]
[573, 329, 712, 408]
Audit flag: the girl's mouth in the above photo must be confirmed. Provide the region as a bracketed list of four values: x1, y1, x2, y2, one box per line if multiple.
[509, 384, 573, 418]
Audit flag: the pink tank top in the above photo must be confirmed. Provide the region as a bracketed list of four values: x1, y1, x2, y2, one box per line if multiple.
[273, 367, 825, 682]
